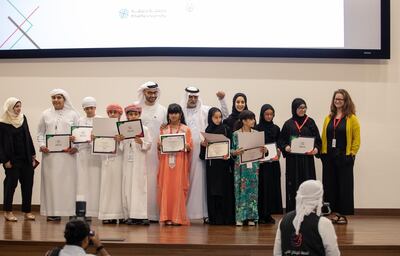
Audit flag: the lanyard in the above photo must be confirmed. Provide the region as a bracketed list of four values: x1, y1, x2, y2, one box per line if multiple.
[333, 117, 342, 138]
[294, 116, 309, 135]
[169, 123, 181, 134]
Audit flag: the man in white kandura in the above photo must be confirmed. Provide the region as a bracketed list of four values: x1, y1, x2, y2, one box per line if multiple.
[75, 97, 102, 220]
[273, 180, 340, 256]
[136, 81, 167, 222]
[181, 86, 228, 221]
[37, 89, 80, 221]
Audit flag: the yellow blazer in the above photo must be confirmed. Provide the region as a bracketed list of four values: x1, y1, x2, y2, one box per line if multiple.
[321, 114, 360, 156]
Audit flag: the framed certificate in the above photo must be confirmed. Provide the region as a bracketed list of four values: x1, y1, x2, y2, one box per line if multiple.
[240, 146, 264, 164]
[46, 134, 71, 153]
[290, 136, 315, 154]
[92, 137, 117, 155]
[206, 141, 230, 160]
[117, 119, 144, 139]
[160, 133, 186, 154]
[264, 143, 278, 162]
[71, 126, 92, 144]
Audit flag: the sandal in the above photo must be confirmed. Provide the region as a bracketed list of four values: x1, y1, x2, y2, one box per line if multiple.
[24, 212, 36, 221]
[4, 212, 18, 222]
[331, 215, 348, 225]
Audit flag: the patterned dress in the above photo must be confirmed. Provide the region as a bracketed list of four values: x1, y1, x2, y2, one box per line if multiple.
[232, 130, 260, 222]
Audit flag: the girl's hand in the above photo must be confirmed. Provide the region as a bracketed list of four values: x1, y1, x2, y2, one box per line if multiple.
[68, 147, 78, 154]
[201, 140, 208, 147]
[260, 146, 268, 154]
[157, 141, 162, 151]
[233, 147, 244, 156]
[185, 143, 191, 152]
[4, 161, 12, 169]
[285, 145, 291, 153]
[70, 135, 75, 142]
[306, 147, 318, 155]
[115, 135, 124, 142]
[223, 154, 229, 160]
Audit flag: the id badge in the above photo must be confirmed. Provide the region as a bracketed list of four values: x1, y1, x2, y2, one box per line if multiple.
[246, 162, 253, 169]
[128, 149, 134, 162]
[168, 154, 176, 168]
[332, 139, 337, 148]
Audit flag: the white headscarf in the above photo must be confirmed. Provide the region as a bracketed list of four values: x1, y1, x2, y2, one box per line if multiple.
[292, 180, 324, 235]
[82, 96, 96, 108]
[50, 88, 78, 114]
[0, 97, 24, 128]
[180, 86, 207, 130]
[137, 81, 161, 105]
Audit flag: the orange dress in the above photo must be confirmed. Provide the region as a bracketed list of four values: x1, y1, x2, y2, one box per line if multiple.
[157, 124, 192, 225]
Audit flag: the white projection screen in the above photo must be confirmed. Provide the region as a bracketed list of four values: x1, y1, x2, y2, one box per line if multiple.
[0, 0, 390, 59]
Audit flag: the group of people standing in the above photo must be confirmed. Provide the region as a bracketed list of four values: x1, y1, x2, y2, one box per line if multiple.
[0, 83, 360, 227]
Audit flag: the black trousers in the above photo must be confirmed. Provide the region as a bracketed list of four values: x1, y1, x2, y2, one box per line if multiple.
[322, 152, 355, 215]
[3, 160, 34, 212]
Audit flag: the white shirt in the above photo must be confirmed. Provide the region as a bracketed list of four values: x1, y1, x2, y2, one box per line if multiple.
[59, 245, 95, 256]
[273, 216, 340, 256]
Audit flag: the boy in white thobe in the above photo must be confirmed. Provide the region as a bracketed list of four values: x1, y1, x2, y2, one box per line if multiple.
[74, 97, 102, 219]
[97, 104, 124, 224]
[121, 104, 152, 225]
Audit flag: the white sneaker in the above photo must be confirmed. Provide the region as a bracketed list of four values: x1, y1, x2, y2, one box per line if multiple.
[248, 221, 256, 226]
[236, 221, 243, 226]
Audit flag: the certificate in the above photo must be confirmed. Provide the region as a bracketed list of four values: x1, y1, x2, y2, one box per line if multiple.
[93, 118, 118, 137]
[46, 134, 71, 153]
[92, 137, 117, 155]
[264, 143, 278, 162]
[238, 130, 265, 149]
[160, 133, 186, 154]
[206, 141, 230, 160]
[240, 146, 264, 164]
[71, 126, 92, 144]
[290, 136, 315, 154]
[117, 119, 144, 139]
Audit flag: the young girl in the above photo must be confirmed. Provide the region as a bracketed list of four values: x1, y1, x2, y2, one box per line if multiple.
[199, 107, 235, 225]
[98, 104, 124, 224]
[121, 104, 152, 225]
[255, 104, 283, 224]
[157, 103, 192, 226]
[223, 93, 248, 131]
[231, 110, 265, 226]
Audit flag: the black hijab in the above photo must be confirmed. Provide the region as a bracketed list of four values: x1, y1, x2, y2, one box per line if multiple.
[291, 98, 307, 123]
[257, 104, 279, 143]
[224, 93, 248, 129]
[205, 107, 226, 134]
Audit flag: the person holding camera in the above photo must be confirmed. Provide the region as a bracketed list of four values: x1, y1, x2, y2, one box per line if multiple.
[46, 219, 110, 256]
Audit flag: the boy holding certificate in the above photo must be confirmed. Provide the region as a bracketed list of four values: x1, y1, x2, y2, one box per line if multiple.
[157, 104, 192, 226]
[120, 104, 152, 225]
[74, 97, 102, 219]
[199, 107, 235, 225]
[98, 104, 124, 224]
[231, 110, 266, 226]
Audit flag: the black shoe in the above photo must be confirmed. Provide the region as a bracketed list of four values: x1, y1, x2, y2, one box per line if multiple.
[102, 219, 117, 224]
[203, 217, 209, 224]
[126, 218, 139, 225]
[141, 219, 150, 225]
[47, 216, 61, 222]
[85, 217, 92, 222]
[265, 216, 276, 224]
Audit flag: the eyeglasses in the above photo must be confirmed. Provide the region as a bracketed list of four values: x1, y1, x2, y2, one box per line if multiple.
[297, 106, 307, 110]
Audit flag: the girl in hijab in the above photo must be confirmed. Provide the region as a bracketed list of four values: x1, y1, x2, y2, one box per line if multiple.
[199, 107, 235, 225]
[278, 98, 321, 213]
[0, 98, 37, 221]
[37, 89, 80, 221]
[223, 93, 248, 131]
[256, 104, 283, 224]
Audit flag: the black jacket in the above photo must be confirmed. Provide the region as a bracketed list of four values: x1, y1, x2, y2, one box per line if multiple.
[0, 115, 36, 165]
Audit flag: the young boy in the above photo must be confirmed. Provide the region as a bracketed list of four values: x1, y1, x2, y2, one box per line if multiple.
[98, 104, 124, 224]
[75, 97, 102, 220]
[121, 104, 152, 225]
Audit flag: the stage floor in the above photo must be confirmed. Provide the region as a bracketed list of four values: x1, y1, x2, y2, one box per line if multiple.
[1, 213, 400, 255]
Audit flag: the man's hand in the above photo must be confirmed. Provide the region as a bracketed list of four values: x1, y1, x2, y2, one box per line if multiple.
[216, 91, 225, 100]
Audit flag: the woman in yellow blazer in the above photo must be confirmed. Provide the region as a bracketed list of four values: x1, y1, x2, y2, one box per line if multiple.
[321, 89, 360, 224]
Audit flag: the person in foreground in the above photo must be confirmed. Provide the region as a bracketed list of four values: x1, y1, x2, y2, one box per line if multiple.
[273, 180, 340, 256]
[46, 219, 111, 256]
